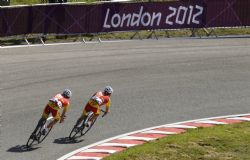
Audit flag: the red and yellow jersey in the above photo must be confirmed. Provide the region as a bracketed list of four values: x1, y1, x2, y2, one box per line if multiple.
[48, 94, 70, 111]
[88, 91, 111, 109]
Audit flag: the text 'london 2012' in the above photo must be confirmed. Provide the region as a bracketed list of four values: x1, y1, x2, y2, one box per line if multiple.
[103, 5, 204, 28]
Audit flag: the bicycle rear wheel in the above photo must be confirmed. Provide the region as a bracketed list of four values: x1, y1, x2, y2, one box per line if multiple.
[81, 117, 97, 136]
[26, 134, 38, 148]
[37, 127, 52, 143]
[37, 117, 53, 143]
[68, 125, 83, 139]
[26, 121, 44, 148]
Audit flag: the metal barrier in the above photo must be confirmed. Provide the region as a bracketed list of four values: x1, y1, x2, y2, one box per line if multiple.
[0, 0, 249, 46]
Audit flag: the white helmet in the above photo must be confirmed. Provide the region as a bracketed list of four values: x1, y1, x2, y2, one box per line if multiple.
[62, 89, 72, 99]
[104, 86, 113, 95]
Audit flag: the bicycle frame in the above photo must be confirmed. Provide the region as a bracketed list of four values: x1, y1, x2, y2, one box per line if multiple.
[69, 110, 106, 139]
[26, 116, 54, 148]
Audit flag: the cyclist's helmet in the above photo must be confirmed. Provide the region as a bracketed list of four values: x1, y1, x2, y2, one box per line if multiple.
[62, 89, 72, 99]
[104, 86, 113, 95]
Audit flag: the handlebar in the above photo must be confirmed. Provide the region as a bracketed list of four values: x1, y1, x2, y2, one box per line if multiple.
[101, 109, 108, 118]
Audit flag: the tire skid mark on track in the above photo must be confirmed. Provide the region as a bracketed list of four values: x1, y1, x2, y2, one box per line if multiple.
[58, 113, 250, 160]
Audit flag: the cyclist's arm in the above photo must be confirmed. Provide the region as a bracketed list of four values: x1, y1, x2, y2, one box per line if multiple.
[105, 100, 111, 113]
[60, 103, 69, 122]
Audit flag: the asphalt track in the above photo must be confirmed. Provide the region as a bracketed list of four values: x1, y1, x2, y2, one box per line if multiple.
[1, 38, 250, 160]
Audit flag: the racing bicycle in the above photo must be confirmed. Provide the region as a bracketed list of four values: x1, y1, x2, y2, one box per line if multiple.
[69, 110, 106, 139]
[26, 117, 54, 148]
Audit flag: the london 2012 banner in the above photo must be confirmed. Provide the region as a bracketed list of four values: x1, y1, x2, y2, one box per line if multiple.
[0, 0, 249, 37]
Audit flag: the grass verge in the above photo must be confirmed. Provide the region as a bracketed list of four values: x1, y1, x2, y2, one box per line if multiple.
[10, 0, 172, 5]
[103, 122, 250, 160]
[1, 28, 250, 46]
[10, 0, 92, 5]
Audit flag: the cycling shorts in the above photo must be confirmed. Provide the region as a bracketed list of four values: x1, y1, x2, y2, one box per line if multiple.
[42, 105, 61, 121]
[83, 103, 100, 116]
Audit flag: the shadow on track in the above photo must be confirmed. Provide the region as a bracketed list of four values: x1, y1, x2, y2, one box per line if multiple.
[7, 145, 40, 152]
[53, 137, 84, 144]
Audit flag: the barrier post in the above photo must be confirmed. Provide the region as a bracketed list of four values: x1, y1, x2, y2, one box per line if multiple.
[24, 35, 30, 45]
[190, 28, 197, 37]
[82, 38, 86, 43]
[39, 36, 45, 45]
[98, 37, 102, 43]
[147, 30, 158, 40]
[203, 28, 217, 37]
[165, 30, 170, 38]
[88, 33, 102, 43]
[130, 31, 142, 40]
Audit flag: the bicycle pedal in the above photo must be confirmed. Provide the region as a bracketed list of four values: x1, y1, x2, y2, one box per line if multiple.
[41, 129, 47, 135]
[85, 121, 91, 128]
[73, 127, 80, 132]
[30, 134, 38, 141]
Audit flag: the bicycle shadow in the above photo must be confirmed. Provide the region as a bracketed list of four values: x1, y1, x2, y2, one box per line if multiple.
[7, 145, 40, 152]
[53, 137, 84, 144]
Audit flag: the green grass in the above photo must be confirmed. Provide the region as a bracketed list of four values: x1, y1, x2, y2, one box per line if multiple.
[1, 28, 250, 46]
[10, 0, 174, 5]
[103, 122, 250, 160]
[11, 0, 42, 5]
[10, 0, 92, 5]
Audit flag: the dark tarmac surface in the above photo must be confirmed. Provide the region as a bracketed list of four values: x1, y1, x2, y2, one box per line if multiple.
[1, 38, 250, 160]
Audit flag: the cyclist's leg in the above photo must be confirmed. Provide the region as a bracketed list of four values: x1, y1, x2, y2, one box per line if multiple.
[89, 107, 100, 124]
[83, 107, 99, 128]
[75, 106, 88, 127]
[31, 117, 46, 135]
[76, 115, 86, 125]
[46, 108, 60, 129]
[31, 105, 49, 136]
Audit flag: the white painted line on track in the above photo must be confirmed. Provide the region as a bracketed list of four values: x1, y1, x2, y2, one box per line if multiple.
[82, 149, 118, 154]
[142, 130, 177, 135]
[67, 156, 102, 160]
[98, 143, 137, 148]
[227, 117, 250, 121]
[163, 124, 197, 129]
[0, 40, 137, 49]
[118, 136, 155, 141]
[195, 120, 227, 125]
[57, 113, 250, 160]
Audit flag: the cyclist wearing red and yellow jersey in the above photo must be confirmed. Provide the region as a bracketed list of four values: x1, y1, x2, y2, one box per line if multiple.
[31, 89, 72, 138]
[75, 86, 113, 127]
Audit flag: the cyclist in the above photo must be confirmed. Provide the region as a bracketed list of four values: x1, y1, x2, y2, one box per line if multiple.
[30, 89, 72, 139]
[75, 86, 113, 128]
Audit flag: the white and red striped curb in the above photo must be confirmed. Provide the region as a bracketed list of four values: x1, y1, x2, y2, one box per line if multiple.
[58, 113, 250, 160]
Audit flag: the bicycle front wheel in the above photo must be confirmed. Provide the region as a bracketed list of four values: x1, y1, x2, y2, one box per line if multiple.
[26, 136, 36, 148]
[69, 125, 81, 139]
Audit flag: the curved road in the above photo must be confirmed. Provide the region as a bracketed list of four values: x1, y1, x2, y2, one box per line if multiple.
[1, 38, 250, 160]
